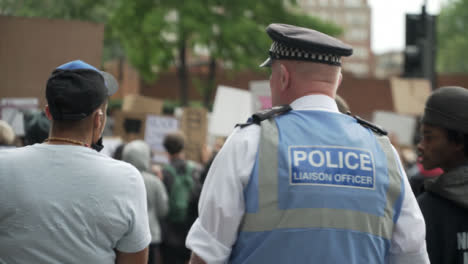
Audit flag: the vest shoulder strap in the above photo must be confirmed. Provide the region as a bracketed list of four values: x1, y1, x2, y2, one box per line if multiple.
[236, 105, 292, 128]
[347, 112, 388, 136]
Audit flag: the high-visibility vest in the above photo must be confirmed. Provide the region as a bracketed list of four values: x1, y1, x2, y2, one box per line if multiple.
[230, 110, 404, 264]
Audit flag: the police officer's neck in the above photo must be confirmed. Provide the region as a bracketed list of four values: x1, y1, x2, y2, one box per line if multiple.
[277, 61, 339, 104]
[282, 83, 336, 105]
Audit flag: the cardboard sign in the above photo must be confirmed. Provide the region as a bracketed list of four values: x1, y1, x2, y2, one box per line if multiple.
[209, 85, 253, 137]
[122, 94, 163, 114]
[113, 111, 179, 163]
[390, 77, 431, 116]
[113, 111, 147, 142]
[181, 107, 208, 163]
[144, 114, 179, 164]
[372, 111, 417, 147]
[249, 80, 272, 113]
[0, 98, 39, 136]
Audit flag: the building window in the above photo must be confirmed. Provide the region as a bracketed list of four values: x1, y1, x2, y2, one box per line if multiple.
[331, 0, 341, 7]
[344, 28, 368, 42]
[320, 11, 331, 21]
[346, 12, 368, 25]
[343, 62, 369, 75]
[344, 0, 361, 7]
[353, 46, 369, 59]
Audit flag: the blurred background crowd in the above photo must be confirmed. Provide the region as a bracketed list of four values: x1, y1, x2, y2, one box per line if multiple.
[1, 0, 468, 263]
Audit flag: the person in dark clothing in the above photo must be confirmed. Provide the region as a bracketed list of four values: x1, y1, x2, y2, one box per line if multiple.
[417, 86, 468, 264]
[160, 131, 201, 264]
[112, 143, 125, 160]
[23, 110, 50, 146]
[407, 119, 443, 197]
[407, 162, 443, 197]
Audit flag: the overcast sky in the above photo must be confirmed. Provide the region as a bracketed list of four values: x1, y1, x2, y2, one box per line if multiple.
[368, 0, 448, 54]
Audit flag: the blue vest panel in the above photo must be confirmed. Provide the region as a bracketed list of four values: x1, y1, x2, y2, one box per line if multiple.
[231, 110, 404, 264]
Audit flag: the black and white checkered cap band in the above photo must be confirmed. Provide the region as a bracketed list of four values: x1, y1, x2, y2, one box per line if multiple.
[269, 41, 342, 66]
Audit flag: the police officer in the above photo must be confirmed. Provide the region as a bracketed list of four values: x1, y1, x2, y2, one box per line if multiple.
[417, 86, 468, 264]
[186, 24, 429, 264]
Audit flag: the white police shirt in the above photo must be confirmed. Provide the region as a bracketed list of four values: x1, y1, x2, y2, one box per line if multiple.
[186, 94, 429, 264]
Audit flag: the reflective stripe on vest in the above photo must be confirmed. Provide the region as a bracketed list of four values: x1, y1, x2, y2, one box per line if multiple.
[239, 117, 403, 240]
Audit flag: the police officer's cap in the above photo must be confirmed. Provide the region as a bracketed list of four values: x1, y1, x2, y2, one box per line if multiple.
[260, 23, 353, 67]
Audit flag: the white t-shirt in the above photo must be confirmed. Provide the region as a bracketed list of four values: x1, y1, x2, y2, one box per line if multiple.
[186, 95, 430, 264]
[0, 144, 151, 264]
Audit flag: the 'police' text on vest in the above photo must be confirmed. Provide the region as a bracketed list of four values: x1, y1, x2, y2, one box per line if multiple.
[289, 146, 375, 189]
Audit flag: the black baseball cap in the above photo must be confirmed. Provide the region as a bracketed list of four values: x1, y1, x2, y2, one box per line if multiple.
[46, 60, 118, 121]
[260, 23, 353, 67]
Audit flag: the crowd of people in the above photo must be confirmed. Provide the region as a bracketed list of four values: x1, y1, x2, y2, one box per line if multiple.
[0, 23, 467, 264]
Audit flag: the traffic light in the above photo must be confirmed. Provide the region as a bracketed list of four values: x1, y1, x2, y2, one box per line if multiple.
[404, 14, 424, 77]
[403, 7, 437, 88]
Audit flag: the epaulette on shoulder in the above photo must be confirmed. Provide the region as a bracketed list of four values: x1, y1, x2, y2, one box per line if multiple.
[236, 105, 292, 128]
[346, 111, 388, 136]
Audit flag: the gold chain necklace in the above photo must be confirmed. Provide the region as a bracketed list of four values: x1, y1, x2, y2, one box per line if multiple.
[44, 137, 90, 148]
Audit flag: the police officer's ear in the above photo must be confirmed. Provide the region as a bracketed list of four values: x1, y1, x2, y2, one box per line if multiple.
[279, 63, 290, 91]
[335, 73, 343, 92]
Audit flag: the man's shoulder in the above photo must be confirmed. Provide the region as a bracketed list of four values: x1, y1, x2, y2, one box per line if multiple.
[236, 105, 292, 128]
[419, 192, 468, 214]
[226, 124, 261, 150]
[101, 157, 141, 178]
[418, 191, 449, 205]
[0, 144, 39, 160]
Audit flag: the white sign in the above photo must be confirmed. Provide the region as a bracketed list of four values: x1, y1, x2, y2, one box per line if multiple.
[101, 137, 123, 158]
[249, 80, 271, 113]
[209, 85, 253, 137]
[372, 111, 417, 146]
[144, 115, 179, 164]
[0, 98, 39, 136]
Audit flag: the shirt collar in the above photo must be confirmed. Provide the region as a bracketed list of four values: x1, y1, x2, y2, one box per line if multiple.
[290, 94, 339, 113]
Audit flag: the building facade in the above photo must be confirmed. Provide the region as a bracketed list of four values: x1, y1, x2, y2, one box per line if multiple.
[374, 51, 404, 79]
[297, 0, 373, 77]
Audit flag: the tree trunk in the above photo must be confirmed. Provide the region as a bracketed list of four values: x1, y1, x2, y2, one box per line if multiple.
[178, 35, 188, 106]
[203, 57, 216, 108]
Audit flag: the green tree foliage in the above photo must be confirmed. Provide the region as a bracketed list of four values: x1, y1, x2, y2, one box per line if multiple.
[110, 0, 342, 105]
[0, 0, 343, 106]
[437, 0, 468, 73]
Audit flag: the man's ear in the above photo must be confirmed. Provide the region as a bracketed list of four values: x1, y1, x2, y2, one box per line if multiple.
[93, 109, 104, 130]
[44, 105, 53, 121]
[279, 63, 290, 92]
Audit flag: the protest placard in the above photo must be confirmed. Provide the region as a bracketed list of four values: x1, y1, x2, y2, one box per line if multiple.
[209, 85, 252, 137]
[181, 107, 207, 163]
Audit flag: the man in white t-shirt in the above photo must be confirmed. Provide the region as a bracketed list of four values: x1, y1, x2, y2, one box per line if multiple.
[0, 60, 151, 264]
